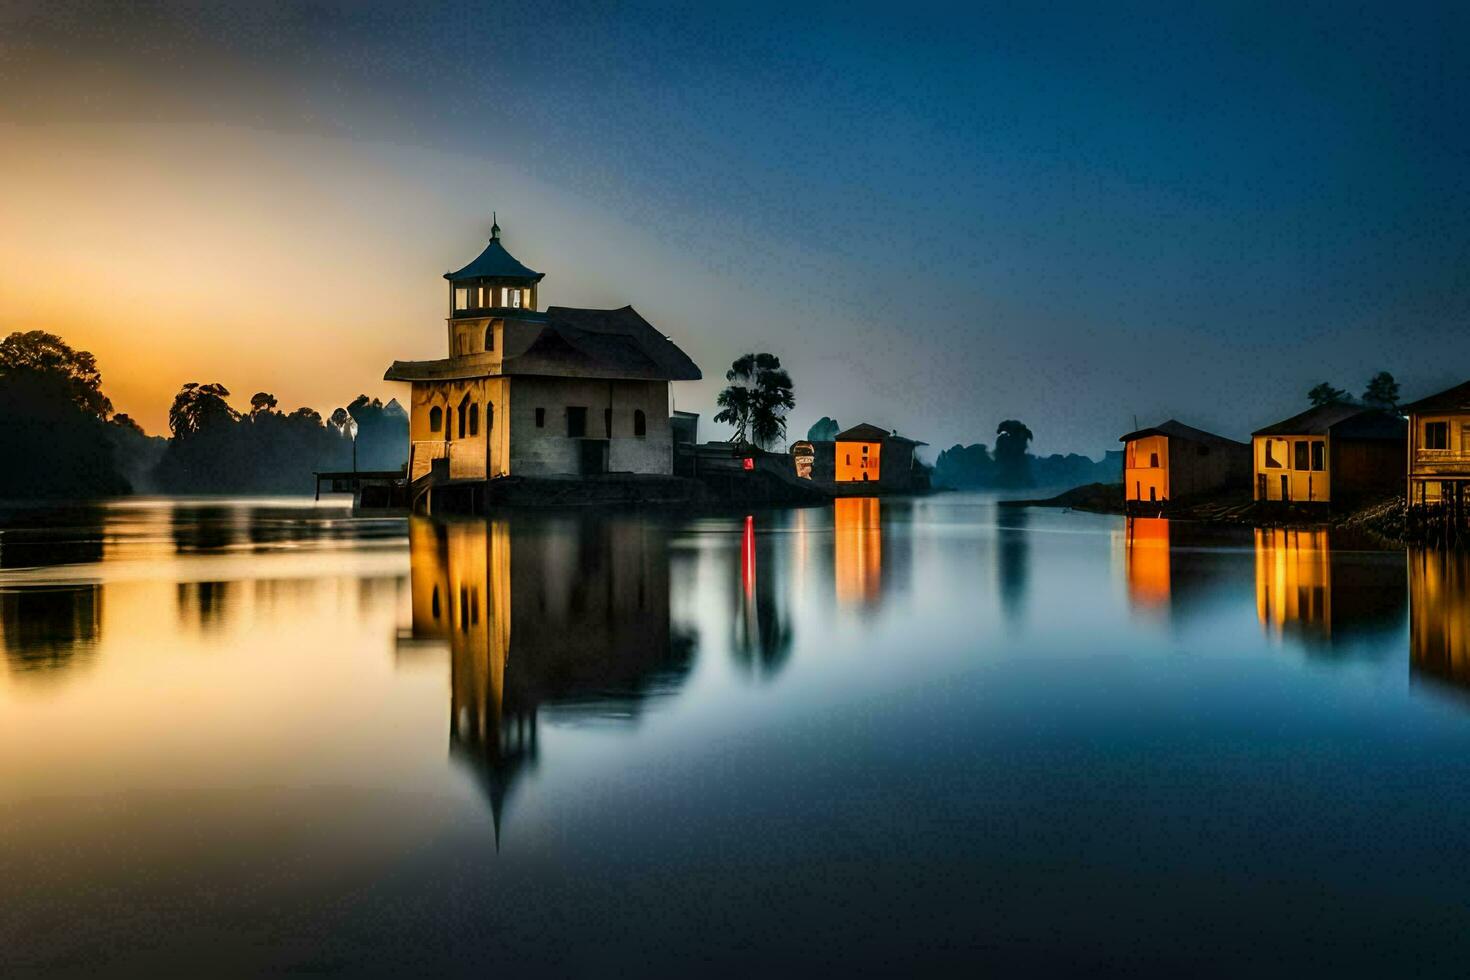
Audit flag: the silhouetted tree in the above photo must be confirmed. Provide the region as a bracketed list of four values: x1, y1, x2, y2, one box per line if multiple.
[1362, 372, 1400, 411]
[0, 330, 129, 497]
[993, 419, 1035, 488]
[169, 383, 239, 437]
[714, 353, 795, 449]
[0, 330, 113, 419]
[249, 391, 279, 417]
[1308, 382, 1350, 407]
[807, 416, 840, 441]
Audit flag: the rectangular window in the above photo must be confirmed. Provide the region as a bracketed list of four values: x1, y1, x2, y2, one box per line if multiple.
[510, 289, 522, 308]
[1149, 452, 1159, 468]
[567, 407, 587, 438]
[604, 407, 613, 437]
[1294, 441, 1310, 470]
[1311, 441, 1325, 471]
[454, 287, 469, 310]
[1425, 421, 1449, 450]
[535, 407, 545, 428]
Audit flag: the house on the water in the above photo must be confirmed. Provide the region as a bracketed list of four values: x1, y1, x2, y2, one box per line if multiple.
[383, 220, 701, 499]
[1119, 419, 1250, 507]
[1402, 380, 1470, 515]
[805, 423, 928, 493]
[1251, 404, 1405, 505]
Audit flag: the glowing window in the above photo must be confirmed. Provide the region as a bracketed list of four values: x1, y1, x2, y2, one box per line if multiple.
[454, 287, 469, 310]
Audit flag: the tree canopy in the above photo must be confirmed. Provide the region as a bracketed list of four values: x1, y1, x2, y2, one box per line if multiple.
[0, 330, 114, 419]
[714, 353, 795, 449]
[1362, 371, 1400, 410]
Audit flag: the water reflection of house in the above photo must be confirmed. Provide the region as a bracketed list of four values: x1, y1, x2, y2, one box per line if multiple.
[403, 516, 694, 839]
[1409, 549, 1470, 691]
[834, 498, 883, 605]
[1124, 518, 1172, 608]
[1123, 518, 1250, 621]
[1253, 528, 1405, 650]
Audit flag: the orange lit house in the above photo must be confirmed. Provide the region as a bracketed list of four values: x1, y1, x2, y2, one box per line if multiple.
[823, 423, 927, 492]
[1119, 419, 1250, 509]
[1252, 404, 1404, 505]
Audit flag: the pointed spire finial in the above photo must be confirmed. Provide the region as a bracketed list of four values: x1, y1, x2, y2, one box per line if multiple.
[490, 212, 500, 241]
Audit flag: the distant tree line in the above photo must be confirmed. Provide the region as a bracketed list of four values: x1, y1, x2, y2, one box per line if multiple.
[0, 331, 406, 500]
[928, 419, 1120, 491]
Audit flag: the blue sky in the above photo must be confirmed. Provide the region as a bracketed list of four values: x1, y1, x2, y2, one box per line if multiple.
[4, 1, 1469, 452]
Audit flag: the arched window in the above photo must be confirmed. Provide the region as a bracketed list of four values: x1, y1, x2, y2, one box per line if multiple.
[429, 406, 443, 432]
[484, 325, 495, 352]
[458, 395, 471, 439]
[468, 403, 480, 436]
[634, 409, 647, 438]
[486, 403, 494, 434]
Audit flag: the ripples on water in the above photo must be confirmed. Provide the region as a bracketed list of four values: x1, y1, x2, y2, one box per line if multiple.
[2, 496, 1469, 975]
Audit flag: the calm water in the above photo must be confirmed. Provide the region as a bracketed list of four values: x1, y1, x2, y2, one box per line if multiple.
[3, 496, 1470, 975]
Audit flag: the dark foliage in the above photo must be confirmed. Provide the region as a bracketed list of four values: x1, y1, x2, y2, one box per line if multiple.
[0, 332, 130, 499]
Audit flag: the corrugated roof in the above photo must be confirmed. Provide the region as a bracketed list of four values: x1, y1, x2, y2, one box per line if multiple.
[1119, 419, 1246, 448]
[444, 235, 544, 282]
[1252, 403, 1405, 438]
[1401, 380, 1470, 415]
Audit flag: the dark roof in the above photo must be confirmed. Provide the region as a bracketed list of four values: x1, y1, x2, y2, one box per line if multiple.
[1401, 380, 1470, 415]
[834, 422, 927, 446]
[1252, 404, 1406, 439]
[1119, 419, 1247, 448]
[444, 234, 544, 283]
[384, 305, 700, 383]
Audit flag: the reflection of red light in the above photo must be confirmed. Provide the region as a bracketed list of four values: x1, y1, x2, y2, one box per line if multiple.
[742, 515, 755, 599]
[742, 457, 754, 471]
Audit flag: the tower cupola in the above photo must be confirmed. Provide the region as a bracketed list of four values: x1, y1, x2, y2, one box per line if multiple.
[445, 214, 544, 315]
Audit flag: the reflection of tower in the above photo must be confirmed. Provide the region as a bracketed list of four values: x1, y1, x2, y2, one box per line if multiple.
[1254, 528, 1405, 652]
[1124, 517, 1171, 610]
[403, 515, 694, 843]
[834, 498, 882, 605]
[1409, 549, 1470, 691]
[733, 515, 792, 678]
[996, 507, 1029, 623]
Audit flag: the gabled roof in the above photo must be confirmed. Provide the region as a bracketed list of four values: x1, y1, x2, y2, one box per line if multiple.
[444, 234, 544, 282]
[834, 422, 927, 446]
[1119, 419, 1247, 448]
[1252, 403, 1405, 439]
[384, 305, 700, 383]
[1401, 380, 1470, 415]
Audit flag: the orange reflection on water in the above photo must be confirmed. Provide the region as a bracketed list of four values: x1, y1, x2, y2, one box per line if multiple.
[834, 498, 882, 605]
[1410, 549, 1470, 688]
[1124, 517, 1171, 608]
[1254, 528, 1331, 640]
